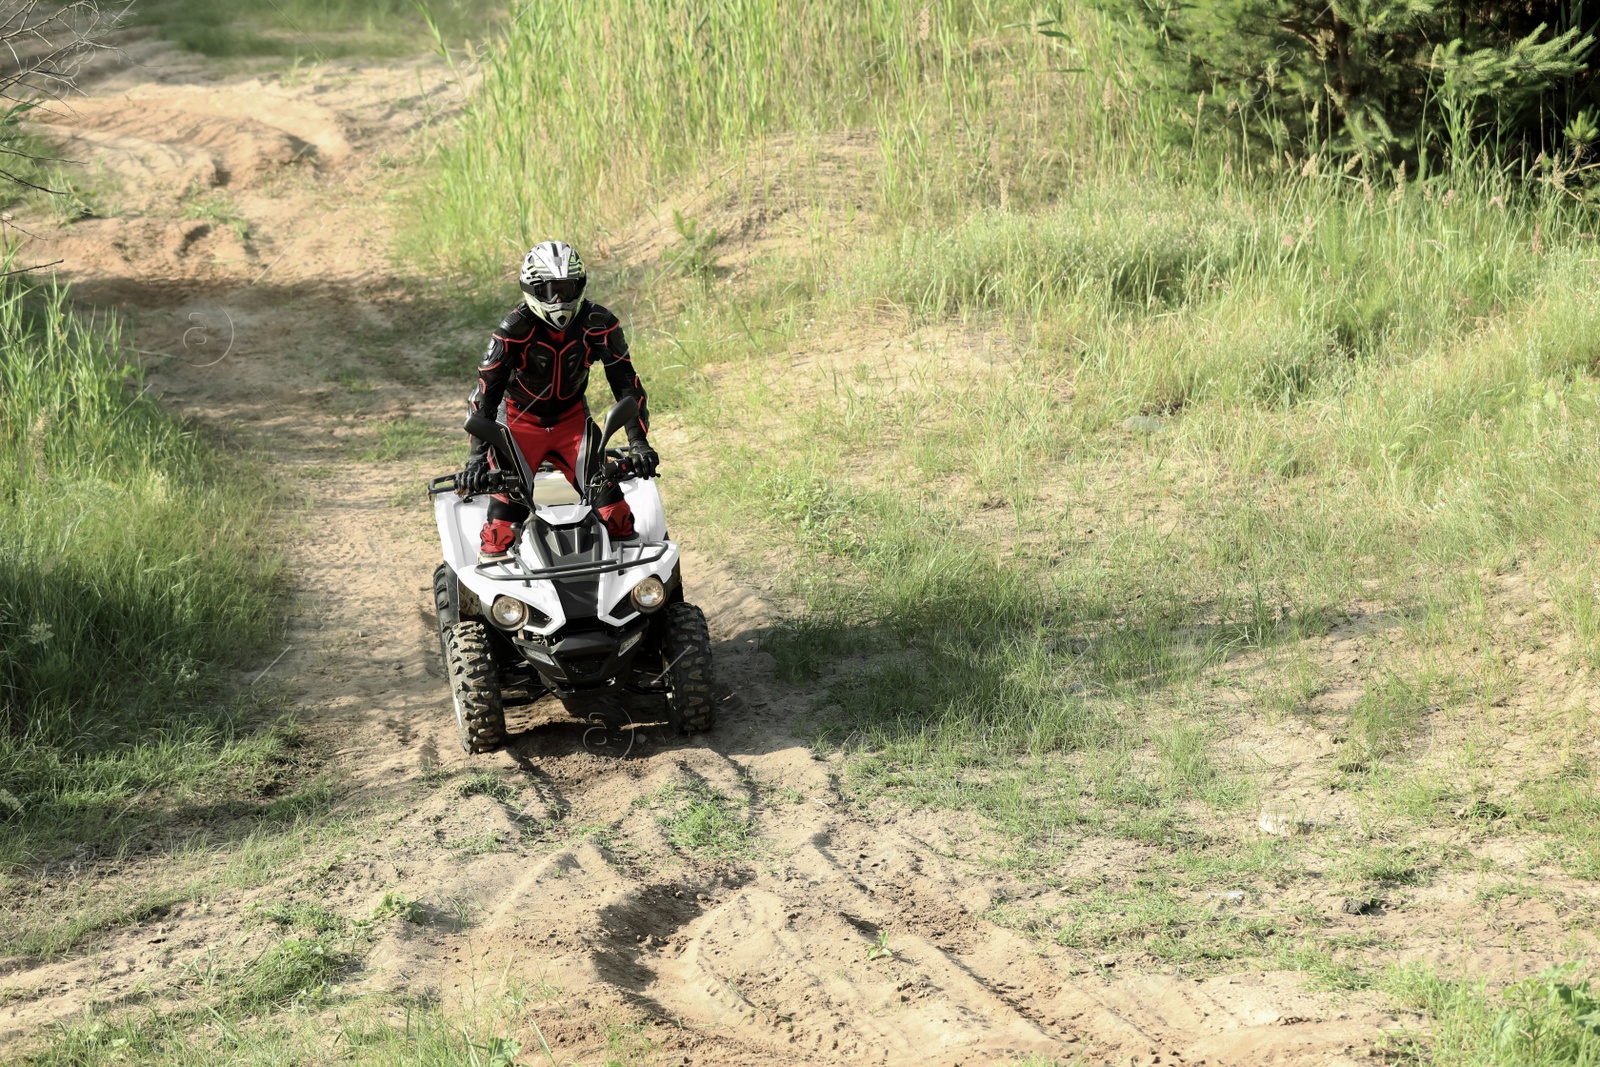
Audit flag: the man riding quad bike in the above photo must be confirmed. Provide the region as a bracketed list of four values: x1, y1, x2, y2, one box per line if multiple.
[464, 240, 655, 559]
[427, 241, 715, 753]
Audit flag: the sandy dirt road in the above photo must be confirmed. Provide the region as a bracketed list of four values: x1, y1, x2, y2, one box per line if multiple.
[0, 34, 1415, 1066]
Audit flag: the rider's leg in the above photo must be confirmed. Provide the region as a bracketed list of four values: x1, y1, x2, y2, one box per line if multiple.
[479, 496, 529, 557]
[479, 403, 554, 557]
[595, 483, 636, 539]
[534, 404, 637, 539]
[476, 442, 530, 559]
[520, 404, 584, 486]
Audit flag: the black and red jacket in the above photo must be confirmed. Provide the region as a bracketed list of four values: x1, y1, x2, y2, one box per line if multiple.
[469, 299, 649, 455]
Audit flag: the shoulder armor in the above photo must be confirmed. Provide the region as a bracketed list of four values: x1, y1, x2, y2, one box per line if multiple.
[496, 303, 535, 334]
[582, 301, 618, 330]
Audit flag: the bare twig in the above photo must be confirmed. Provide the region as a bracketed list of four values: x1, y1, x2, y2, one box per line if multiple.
[0, 2, 124, 104]
[0, 164, 61, 192]
[0, 256, 59, 275]
[0, 0, 127, 194]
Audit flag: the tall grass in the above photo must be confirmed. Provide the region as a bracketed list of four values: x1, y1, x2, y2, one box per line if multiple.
[412, 0, 1099, 280]
[0, 275, 283, 869]
[130, 0, 505, 59]
[680, 168, 1600, 719]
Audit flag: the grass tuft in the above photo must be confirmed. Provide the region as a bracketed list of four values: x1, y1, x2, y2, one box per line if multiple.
[247, 899, 349, 936]
[229, 933, 345, 1011]
[455, 771, 517, 803]
[640, 777, 754, 859]
[360, 417, 439, 462]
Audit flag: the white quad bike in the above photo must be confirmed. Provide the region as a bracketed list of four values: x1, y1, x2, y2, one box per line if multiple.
[427, 397, 715, 753]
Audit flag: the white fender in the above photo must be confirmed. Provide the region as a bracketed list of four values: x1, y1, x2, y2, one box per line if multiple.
[620, 477, 667, 542]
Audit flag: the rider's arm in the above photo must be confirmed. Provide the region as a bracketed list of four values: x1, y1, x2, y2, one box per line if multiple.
[469, 329, 514, 458]
[589, 309, 650, 445]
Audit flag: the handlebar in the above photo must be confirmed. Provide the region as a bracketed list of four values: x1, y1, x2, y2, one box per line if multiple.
[427, 470, 516, 498]
[429, 447, 655, 499]
[604, 447, 660, 482]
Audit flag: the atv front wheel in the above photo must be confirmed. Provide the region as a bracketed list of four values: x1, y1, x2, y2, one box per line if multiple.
[445, 620, 507, 753]
[432, 563, 458, 673]
[661, 602, 715, 733]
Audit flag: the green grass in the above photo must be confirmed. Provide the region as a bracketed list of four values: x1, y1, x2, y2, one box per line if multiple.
[1381, 963, 1600, 1066]
[1277, 945, 1375, 992]
[986, 837, 1316, 972]
[648, 173, 1600, 867]
[179, 190, 251, 241]
[410, 0, 1079, 279]
[601, 1020, 657, 1067]
[4, 778, 347, 961]
[228, 932, 347, 1011]
[9, 883, 203, 961]
[1343, 845, 1436, 889]
[247, 898, 350, 935]
[371, 890, 423, 923]
[29, 1004, 530, 1067]
[0, 274, 289, 876]
[638, 776, 754, 859]
[129, 0, 506, 60]
[455, 770, 517, 803]
[991, 879, 1286, 970]
[0, 128, 124, 223]
[359, 416, 440, 461]
[13, 895, 553, 1065]
[21, 962, 532, 1067]
[7, 0, 1592, 1057]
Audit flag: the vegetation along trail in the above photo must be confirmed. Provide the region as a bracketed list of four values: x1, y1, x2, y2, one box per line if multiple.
[5, 5, 1600, 1067]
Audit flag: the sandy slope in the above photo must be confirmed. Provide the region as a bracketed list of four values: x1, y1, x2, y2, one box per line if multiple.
[0, 33, 1417, 1066]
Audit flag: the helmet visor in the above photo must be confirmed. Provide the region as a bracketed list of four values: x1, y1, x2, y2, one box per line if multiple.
[521, 276, 585, 304]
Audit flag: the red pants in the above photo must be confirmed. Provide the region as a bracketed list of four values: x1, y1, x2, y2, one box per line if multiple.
[480, 402, 634, 553]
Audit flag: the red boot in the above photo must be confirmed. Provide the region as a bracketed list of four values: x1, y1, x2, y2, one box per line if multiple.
[479, 518, 516, 562]
[598, 500, 636, 540]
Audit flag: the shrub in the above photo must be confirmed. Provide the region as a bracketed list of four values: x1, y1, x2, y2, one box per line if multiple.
[1096, 0, 1600, 171]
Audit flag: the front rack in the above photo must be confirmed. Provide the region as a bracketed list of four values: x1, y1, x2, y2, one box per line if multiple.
[473, 543, 670, 583]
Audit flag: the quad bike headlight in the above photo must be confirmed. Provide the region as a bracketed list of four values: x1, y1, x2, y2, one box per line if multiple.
[489, 595, 529, 630]
[629, 576, 667, 613]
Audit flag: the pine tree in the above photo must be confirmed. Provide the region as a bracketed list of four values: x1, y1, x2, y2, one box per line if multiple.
[1102, 0, 1598, 171]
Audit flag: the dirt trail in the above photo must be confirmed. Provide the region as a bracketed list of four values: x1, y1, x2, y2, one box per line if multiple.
[0, 37, 1404, 1066]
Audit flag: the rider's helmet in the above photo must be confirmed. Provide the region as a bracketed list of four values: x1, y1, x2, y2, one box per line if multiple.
[519, 240, 586, 330]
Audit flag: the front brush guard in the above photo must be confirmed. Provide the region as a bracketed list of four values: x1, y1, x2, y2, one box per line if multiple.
[473, 543, 670, 583]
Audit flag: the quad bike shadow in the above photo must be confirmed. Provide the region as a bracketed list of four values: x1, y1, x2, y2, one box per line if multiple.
[500, 688, 680, 761]
[427, 397, 717, 756]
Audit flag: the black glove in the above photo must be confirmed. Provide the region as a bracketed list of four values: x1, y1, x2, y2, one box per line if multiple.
[460, 454, 494, 495]
[630, 443, 660, 478]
